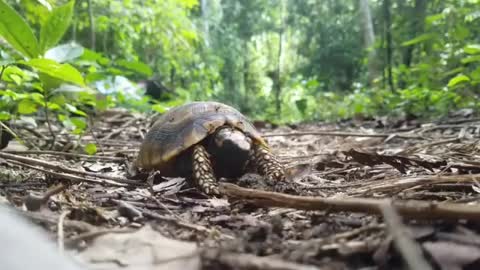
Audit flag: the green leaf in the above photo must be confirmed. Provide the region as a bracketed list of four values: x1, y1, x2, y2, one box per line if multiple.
[470, 67, 480, 81]
[448, 74, 470, 87]
[151, 103, 168, 113]
[45, 43, 84, 63]
[464, 44, 480, 55]
[51, 84, 92, 95]
[36, 0, 52, 11]
[295, 99, 307, 114]
[39, 1, 74, 52]
[426, 13, 444, 24]
[401, 33, 435, 47]
[65, 103, 87, 116]
[17, 99, 38, 114]
[80, 48, 110, 65]
[47, 102, 61, 110]
[0, 0, 40, 58]
[0, 111, 11, 120]
[116, 59, 153, 77]
[70, 117, 86, 134]
[19, 58, 85, 86]
[461, 55, 480, 64]
[84, 143, 97, 155]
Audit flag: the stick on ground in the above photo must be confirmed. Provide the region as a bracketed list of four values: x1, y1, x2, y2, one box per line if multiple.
[380, 202, 433, 270]
[220, 183, 480, 221]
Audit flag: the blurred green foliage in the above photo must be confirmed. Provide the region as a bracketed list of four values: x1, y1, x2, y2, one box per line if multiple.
[0, 0, 480, 135]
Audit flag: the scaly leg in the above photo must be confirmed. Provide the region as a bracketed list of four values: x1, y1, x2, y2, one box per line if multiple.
[192, 144, 220, 196]
[250, 143, 286, 182]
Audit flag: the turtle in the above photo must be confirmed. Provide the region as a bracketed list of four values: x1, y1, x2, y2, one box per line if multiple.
[135, 101, 285, 196]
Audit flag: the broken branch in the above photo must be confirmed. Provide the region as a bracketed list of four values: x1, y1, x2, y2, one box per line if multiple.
[220, 183, 480, 221]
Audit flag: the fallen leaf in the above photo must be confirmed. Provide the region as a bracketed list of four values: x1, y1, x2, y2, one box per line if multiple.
[423, 241, 480, 270]
[77, 224, 200, 270]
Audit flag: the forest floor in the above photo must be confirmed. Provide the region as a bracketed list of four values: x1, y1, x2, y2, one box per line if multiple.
[2, 108, 480, 270]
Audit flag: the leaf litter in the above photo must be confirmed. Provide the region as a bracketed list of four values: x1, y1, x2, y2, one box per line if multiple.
[2, 111, 480, 269]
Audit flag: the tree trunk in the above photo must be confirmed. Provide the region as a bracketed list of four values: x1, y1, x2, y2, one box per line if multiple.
[399, 0, 427, 88]
[243, 42, 250, 113]
[359, 0, 378, 84]
[384, 0, 394, 91]
[201, 0, 209, 47]
[274, 1, 286, 117]
[87, 0, 95, 50]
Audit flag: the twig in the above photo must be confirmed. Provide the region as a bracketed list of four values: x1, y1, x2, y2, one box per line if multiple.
[18, 210, 95, 232]
[101, 117, 137, 141]
[140, 208, 234, 240]
[401, 137, 460, 154]
[20, 126, 48, 140]
[6, 159, 127, 187]
[380, 202, 433, 270]
[24, 183, 67, 211]
[65, 228, 134, 247]
[4, 150, 125, 161]
[43, 94, 56, 150]
[353, 173, 480, 195]
[87, 116, 105, 155]
[220, 183, 480, 221]
[262, 131, 423, 139]
[0, 151, 140, 185]
[288, 223, 385, 245]
[441, 117, 480, 125]
[57, 210, 70, 253]
[202, 249, 321, 270]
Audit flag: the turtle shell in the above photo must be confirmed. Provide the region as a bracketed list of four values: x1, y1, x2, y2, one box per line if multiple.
[135, 101, 266, 174]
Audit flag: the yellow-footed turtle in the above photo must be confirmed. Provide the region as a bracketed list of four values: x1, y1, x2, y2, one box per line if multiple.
[135, 101, 285, 196]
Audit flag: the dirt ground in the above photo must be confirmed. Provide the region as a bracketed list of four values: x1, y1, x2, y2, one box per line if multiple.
[2, 108, 480, 270]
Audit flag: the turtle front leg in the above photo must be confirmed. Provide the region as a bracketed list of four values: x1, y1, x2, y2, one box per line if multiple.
[192, 144, 221, 196]
[250, 143, 286, 182]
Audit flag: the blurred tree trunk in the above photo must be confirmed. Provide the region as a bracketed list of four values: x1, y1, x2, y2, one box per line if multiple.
[398, 0, 427, 88]
[87, 0, 95, 50]
[384, 0, 394, 91]
[243, 42, 250, 114]
[201, 0, 209, 47]
[359, 0, 378, 85]
[274, 1, 286, 117]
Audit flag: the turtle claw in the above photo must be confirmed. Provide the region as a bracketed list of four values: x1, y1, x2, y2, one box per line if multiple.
[251, 143, 286, 183]
[192, 144, 221, 196]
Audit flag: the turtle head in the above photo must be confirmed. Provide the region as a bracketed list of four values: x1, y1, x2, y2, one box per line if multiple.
[213, 127, 251, 152]
[208, 126, 252, 177]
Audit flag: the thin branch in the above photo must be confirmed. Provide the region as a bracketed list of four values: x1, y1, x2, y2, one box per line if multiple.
[262, 131, 423, 139]
[65, 228, 134, 248]
[202, 249, 321, 270]
[0, 151, 140, 185]
[43, 94, 57, 150]
[220, 183, 480, 221]
[57, 210, 70, 253]
[6, 159, 126, 187]
[11, 208, 95, 232]
[353, 173, 480, 195]
[140, 208, 234, 240]
[5, 150, 125, 161]
[380, 202, 433, 270]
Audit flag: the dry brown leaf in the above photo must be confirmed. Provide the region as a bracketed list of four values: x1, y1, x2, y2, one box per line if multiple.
[78, 224, 200, 270]
[423, 241, 480, 270]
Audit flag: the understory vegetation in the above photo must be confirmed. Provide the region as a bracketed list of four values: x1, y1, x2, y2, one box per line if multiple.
[0, 0, 479, 131]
